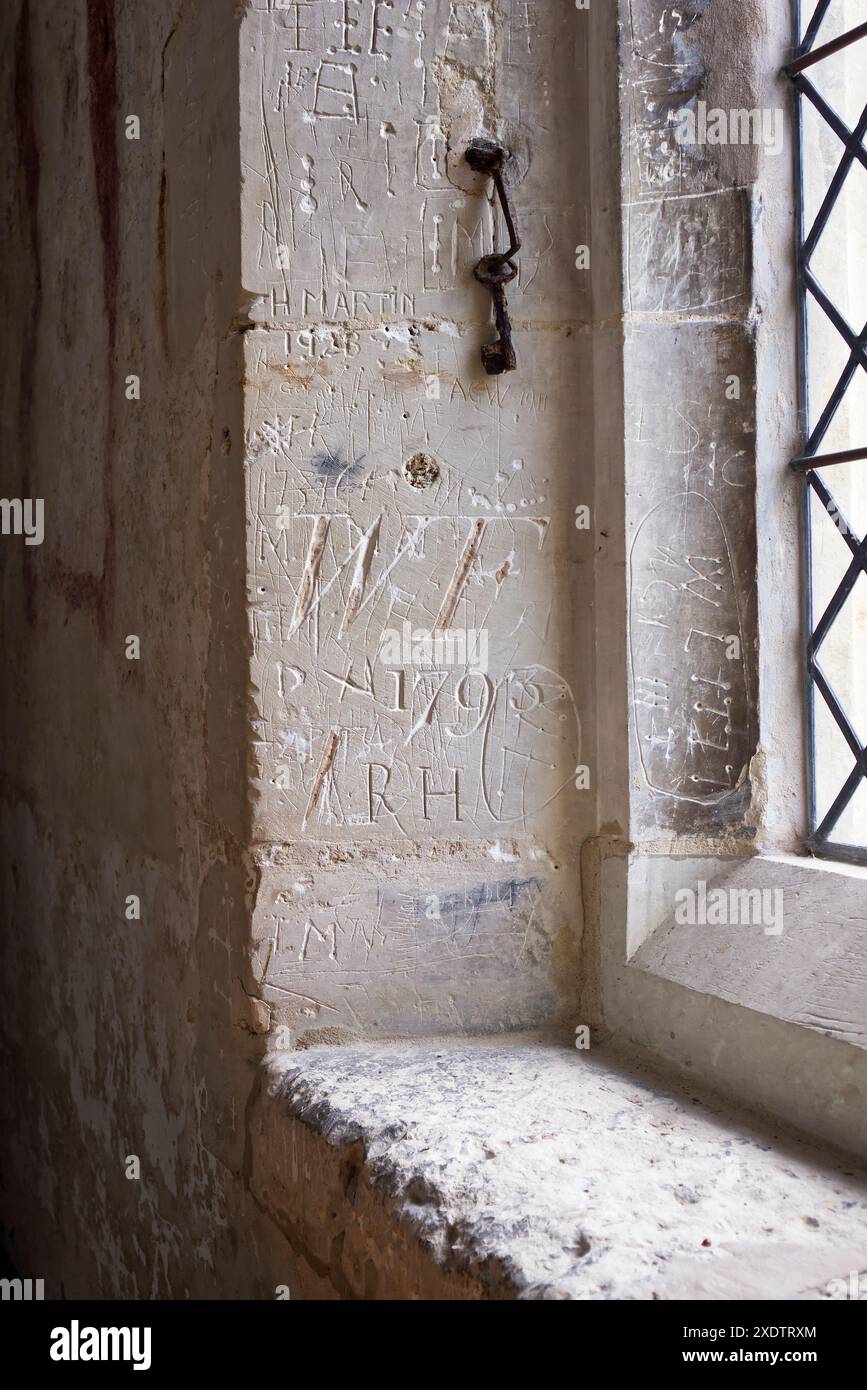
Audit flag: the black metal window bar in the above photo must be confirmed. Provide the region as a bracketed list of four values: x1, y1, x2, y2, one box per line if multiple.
[785, 2, 867, 863]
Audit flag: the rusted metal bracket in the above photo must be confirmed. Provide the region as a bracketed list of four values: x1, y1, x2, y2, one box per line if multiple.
[465, 138, 521, 375]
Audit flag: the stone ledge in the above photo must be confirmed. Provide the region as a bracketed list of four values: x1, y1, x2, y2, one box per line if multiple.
[630, 854, 867, 1051]
[252, 1039, 867, 1300]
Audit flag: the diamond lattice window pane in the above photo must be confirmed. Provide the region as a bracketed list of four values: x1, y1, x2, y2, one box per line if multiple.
[801, 96, 849, 233]
[809, 483, 859, 625]
[802, 2, 867, 130]
[810, 161, 867, 331]
[792, 3, 867, 856]
[815, 370, 867, 494]
[824, 464, 867, 549]
[804, 289, 856, 440]
[832, 772, 867, 847]
[812, 684, 858, 830]
[801, 0, 834, 48]
[813, 570, 867, 744]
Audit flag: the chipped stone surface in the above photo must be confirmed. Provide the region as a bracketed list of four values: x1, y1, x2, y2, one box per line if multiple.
[262, 1040, 867, 1299]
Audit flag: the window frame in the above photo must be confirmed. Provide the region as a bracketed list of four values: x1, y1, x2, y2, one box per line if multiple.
[786, 0, 867, 865]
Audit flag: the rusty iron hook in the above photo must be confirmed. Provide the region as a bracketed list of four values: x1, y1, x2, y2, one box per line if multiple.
[465, 138, 522, 375]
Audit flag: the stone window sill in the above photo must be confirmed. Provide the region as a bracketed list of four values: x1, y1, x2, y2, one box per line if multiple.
[250, 1038, 867, 1300]
[629, 852, 867, 1051]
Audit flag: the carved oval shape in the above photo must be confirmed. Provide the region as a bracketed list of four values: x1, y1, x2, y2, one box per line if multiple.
[481, 665, 582, 824]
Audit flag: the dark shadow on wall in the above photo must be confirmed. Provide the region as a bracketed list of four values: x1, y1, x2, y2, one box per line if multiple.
[0, 0, 259, 1298]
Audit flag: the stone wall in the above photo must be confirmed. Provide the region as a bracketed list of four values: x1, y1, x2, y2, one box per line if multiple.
[239, 0, 595, 1043]
[0, 0, 287, 1298]
[5, 0, 857, 1302]
[1, 0, 596, 1297]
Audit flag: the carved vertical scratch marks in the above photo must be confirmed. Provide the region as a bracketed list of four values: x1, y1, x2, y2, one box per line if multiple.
[291, 515, 330, 634]
[340, 515, 380, 632]
[303, 729, 340, 828]
[434, 519, 486, 635]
